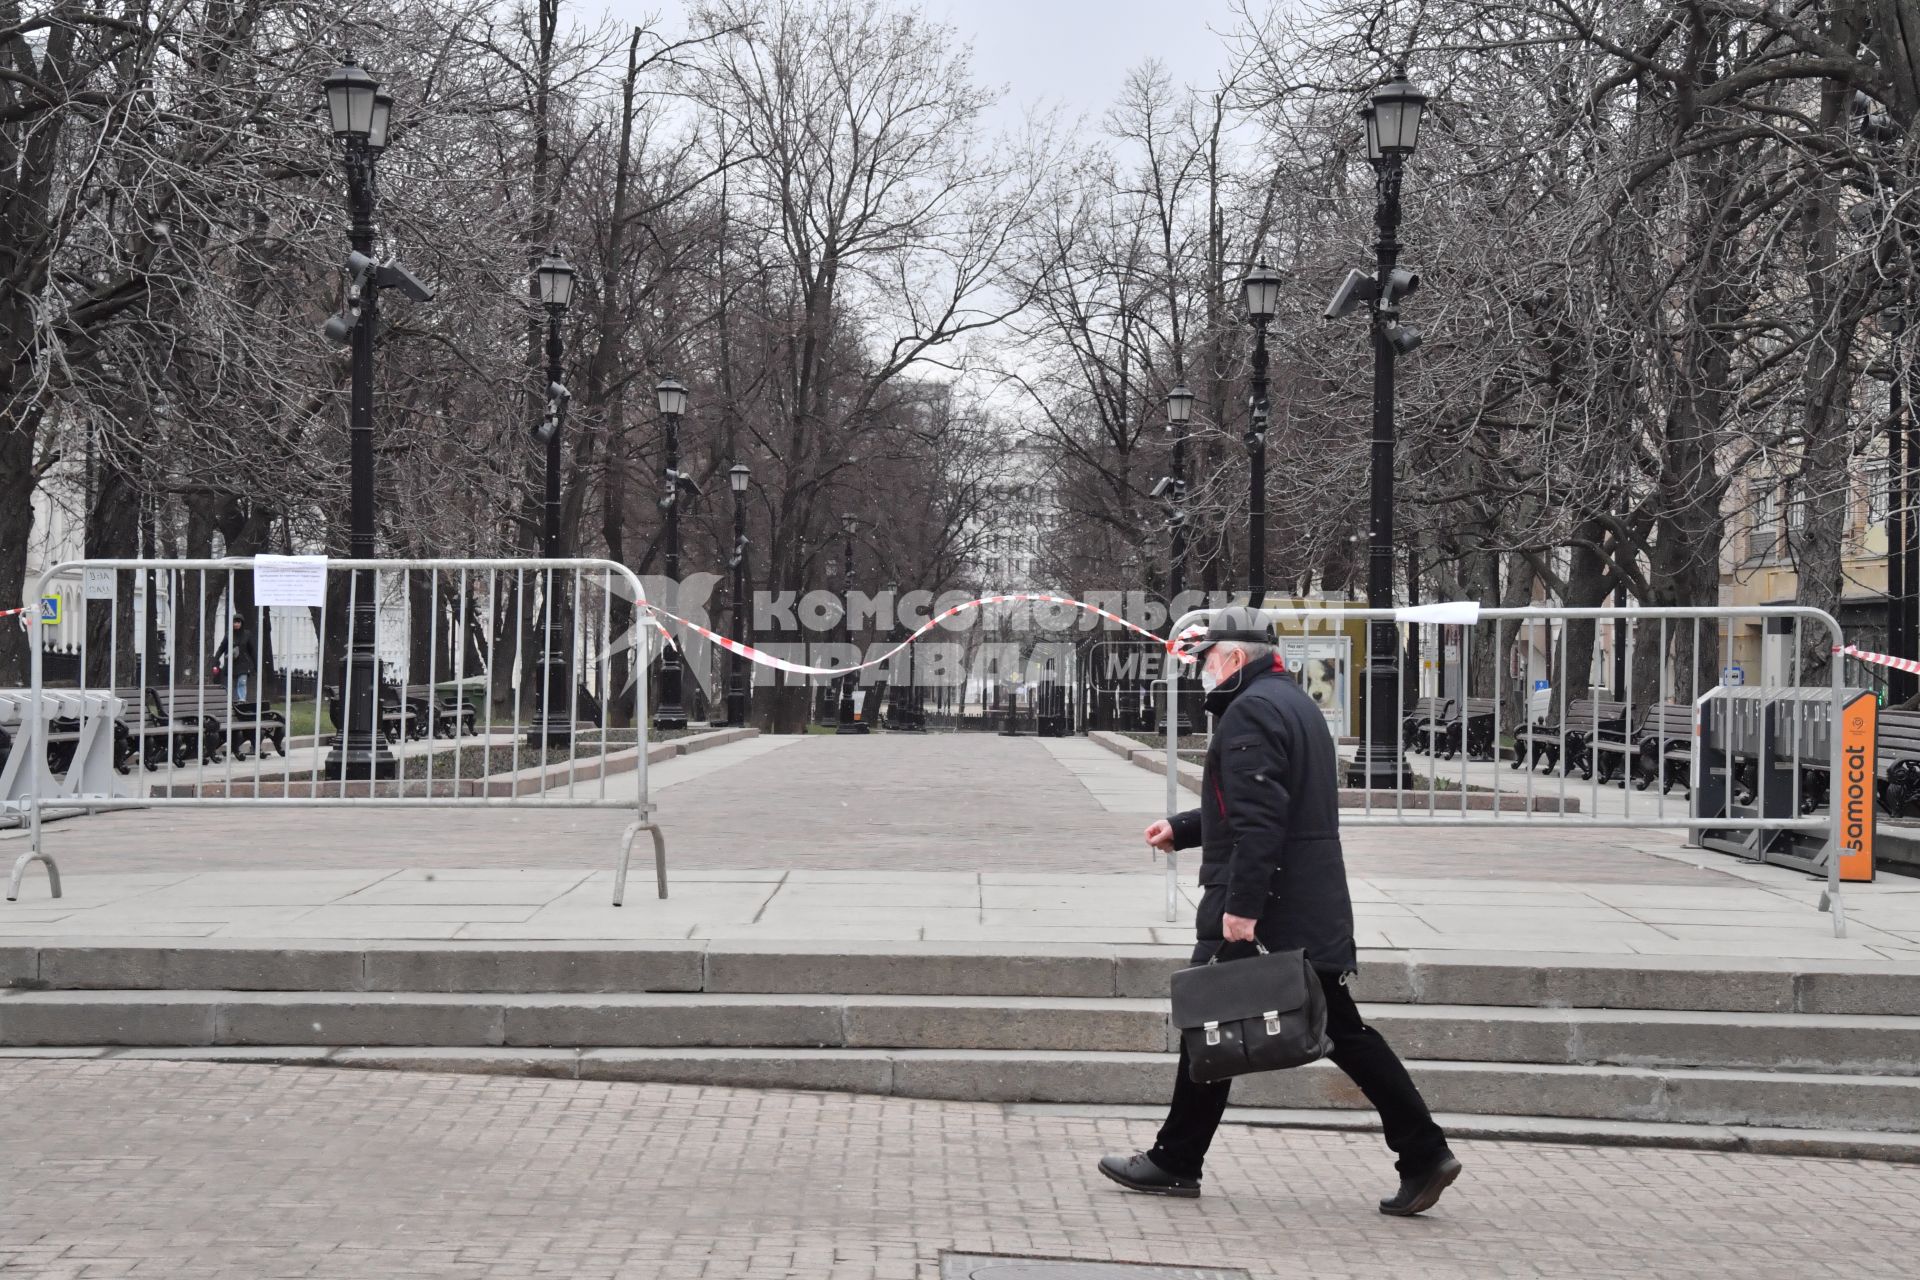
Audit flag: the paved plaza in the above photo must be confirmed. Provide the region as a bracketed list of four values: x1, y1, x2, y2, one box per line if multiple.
[4, 734, 1916, 957]
[5, 732, 1920, 1278]
[1, 1058, 1917, 1279]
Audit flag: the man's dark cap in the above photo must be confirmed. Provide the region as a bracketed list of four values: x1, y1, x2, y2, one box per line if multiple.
[1186, 605, 1276, 658]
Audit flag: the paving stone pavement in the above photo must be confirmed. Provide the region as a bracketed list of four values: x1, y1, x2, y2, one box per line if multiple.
[0, 1058, 1915, 1279]
[15, 732, 1742, 884]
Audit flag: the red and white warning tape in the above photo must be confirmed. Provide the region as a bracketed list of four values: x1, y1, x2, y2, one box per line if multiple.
[1835, 644, 1920, 676]
[633, 590, 1200, 679]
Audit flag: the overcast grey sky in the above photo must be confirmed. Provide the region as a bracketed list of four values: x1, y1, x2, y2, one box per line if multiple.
[594, 0, 1244, 132]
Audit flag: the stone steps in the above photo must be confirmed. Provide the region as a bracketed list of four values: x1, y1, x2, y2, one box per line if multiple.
[5, 990, 1919, 1077]
[8, 1043, 1919, 1135]
[9, 942, 1920, 1141]
[9, 943, 1920, 1014]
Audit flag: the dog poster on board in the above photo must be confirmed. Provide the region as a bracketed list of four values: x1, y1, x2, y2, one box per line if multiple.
[1281, 636, 1350, 738]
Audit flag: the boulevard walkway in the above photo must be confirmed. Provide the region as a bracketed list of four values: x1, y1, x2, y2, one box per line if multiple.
[2, 732, 1916, 961]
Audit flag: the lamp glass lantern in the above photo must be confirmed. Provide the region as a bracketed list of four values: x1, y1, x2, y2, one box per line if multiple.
[1360, 104, 1382, 163]
[1368, 75, 1427, 156]
[323, 59, 379, 140]
[1241, 261, 1283, 324]
[535, 251, 575, 311]
[1166, 382, 1195, 425]
[654, 375, 688, 417]
[729, 463, 751, 494]
[368, 90, 393, 152]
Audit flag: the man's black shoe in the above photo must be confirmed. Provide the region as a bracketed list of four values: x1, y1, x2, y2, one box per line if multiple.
[1379, 1155, 1462, 1216]
[1097, 1152, 1200, 1199]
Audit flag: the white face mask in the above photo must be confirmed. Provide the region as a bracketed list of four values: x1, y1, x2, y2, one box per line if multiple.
[1200, 667, 1221, 693]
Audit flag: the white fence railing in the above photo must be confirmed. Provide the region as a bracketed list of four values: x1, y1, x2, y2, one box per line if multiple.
[1162, 605, 1861, 937]
[5, 558, 667, 906]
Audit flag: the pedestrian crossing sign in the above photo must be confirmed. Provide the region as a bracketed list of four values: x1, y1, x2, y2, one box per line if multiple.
[39, 596, 59, 625]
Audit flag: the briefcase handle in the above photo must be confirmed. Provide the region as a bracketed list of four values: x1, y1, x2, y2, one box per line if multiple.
[1206, 940, 1269, 965]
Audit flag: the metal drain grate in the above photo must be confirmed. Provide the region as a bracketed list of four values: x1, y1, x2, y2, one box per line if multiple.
[940, 1256, 1251, 1279]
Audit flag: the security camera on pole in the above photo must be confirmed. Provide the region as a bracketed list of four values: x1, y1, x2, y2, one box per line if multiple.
[1326, 70, 1427, 789]
[528, 250, 576, 749]
[320, 56, 434, 780]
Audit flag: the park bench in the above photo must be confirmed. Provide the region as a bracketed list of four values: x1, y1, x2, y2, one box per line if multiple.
[1436, 697, 1500, 761]
[323, 682, 420, 743]
[111, 686, 197, 771]
[1792, 707, 1920, 818]
[1512, 698, 1627, 777]
[1626, 703, 1696, 794]
[150, 686, 287, 763]
[1401, 697, 1453, 755]
[402, 684, 478, 738]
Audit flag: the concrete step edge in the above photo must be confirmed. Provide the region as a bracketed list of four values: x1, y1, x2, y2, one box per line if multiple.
[10, 943, 1920, 1015]
[9, 994, 1920, 1073]
[7, 1043, 1912, 1159]
[1006, 1103, 1920, 1164]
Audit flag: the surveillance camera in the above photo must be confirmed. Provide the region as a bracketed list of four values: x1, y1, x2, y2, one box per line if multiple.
[547, 381, 570, 405]
[533, 414, 556, 444]
[343, 251, 376, 288]
[377, 262, 436, 303]
[1381, 267, 1421, 309]
[322, 312, 356, 344]
[1324, 267, 1377, 321]
[1149, 476, 1174, 500]
[1385, 323, 1423, 355]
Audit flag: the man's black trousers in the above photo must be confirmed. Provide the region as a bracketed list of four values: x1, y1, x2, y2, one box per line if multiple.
[1149, 967, 1451, 1179]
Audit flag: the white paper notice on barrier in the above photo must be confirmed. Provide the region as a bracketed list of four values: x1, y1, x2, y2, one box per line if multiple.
[1395, 601, 1482, 627]
[252, 555, 328, 607]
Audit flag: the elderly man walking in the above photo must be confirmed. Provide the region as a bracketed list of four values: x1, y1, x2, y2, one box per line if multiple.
[1098, 606, 1462, 1216]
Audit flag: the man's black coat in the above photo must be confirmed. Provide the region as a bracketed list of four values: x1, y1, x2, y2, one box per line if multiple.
[1168, 655, 1358, 975]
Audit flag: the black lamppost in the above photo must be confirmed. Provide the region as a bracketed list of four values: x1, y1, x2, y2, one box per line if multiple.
[726, 462, 751, 726]
[528, 250, 576, 748]
[1241, 263, 1281, 611]
[1345, 71, 1427, 789]
[897, 592, 917, 730]
[322, 57, 397, 780]
[835, 513, 869, 734]
[653, 375, 690, 729]
[1161, 382, 1195, 735]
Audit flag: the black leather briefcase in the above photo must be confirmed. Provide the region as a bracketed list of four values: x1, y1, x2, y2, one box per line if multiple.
[1170, 942, 1332, 1083]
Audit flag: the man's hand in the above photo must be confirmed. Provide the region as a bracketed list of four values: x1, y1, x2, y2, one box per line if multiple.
[1144, 819, 1175, 852]
[1222, 913, 1258, 943]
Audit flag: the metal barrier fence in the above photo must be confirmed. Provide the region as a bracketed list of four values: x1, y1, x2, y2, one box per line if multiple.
[5, 558, 667, 905]
[1161, 605, 1856, 936]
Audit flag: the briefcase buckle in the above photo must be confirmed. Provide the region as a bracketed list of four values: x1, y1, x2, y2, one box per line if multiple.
[1263, 1011, 1281, 1036]
[1203, 1021, 1221, 1046]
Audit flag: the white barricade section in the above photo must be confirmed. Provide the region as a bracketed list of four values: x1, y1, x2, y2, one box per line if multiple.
[6, 558, 667, 907]
[1162, 604, 1853, 938]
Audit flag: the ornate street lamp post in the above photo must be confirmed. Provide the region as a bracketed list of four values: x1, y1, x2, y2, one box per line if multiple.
[528, 250, 576, 748]
[1162, 382, 1195, 735]
[653, 375, 689, 730]
[1241, 263, 1281, 611]
[726, 462, 751, 727]
[321, 57, 396, 780]
[835, 514, 868, 734]
[1349, 71, 1427, 789]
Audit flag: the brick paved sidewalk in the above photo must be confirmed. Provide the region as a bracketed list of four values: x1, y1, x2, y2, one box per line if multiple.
[1, 1059, 1915, 1278]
